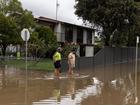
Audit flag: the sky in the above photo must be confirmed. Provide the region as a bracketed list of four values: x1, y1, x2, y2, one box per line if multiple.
[20, 0, 83, 25]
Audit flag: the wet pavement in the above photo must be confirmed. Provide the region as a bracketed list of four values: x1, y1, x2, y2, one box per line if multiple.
[0, 62, 140, 105]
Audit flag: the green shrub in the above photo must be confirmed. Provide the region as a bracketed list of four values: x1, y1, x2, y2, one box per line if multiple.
[62, 43, 78, 58]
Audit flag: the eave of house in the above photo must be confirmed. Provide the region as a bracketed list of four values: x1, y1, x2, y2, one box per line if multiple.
[36, 16, 95, 31]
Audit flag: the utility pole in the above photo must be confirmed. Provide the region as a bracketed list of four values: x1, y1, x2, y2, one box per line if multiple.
[21, 28, 30, 105]
[56, 0, 61, 42]
[56, 0, 59, 21]
[135, 36, 139, 104]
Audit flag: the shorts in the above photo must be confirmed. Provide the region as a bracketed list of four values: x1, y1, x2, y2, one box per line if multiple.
[54, 60, 61, 69]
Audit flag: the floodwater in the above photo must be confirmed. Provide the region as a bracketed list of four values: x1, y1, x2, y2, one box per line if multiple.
[0, 62, 140, 105]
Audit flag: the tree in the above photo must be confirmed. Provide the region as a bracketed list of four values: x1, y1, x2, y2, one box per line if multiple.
[0, 13, 17, 56]
[33, 26, 58, 58]
[0, 0, 35, 56]
[75, 0, 140, 46]
[28, 32, 46, 59]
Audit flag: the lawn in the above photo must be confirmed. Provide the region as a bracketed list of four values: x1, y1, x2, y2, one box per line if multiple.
[2, 59, 54, 71]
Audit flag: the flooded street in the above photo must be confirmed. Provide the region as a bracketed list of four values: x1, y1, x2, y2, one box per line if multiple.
[0, 62, 140, 105]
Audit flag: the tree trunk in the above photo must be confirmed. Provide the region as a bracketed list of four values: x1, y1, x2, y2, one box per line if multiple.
[104, 35, 110, 46]
[1, 44, 7, 56]
[105, 40, 109, 46]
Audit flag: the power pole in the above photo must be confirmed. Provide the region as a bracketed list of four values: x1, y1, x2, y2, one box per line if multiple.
[56, 0, 59, 21]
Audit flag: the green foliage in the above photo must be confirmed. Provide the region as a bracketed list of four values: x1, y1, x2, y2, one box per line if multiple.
[0, 13, 17, 55]
[28, 26, 58, 58]
[0, 0, 35, 56]
[62, 43, 78, 58]
[28, 32, 46, 58]
[35, 26, 58, 53]
[0, 13, 17, 37]
[0, 0, 57, 57]
[75, 0, 140, 46]
[7, 0, 23, 14]
[110, 31, 128, 47]
[17, 10, 35, 30]
[4, 59, 54, 71]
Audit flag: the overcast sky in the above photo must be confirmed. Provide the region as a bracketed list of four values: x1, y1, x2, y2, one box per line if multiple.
[20, 0, 83, 25]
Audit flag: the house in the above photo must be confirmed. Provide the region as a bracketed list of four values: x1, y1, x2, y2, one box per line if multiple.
[36, 16, 95, 57]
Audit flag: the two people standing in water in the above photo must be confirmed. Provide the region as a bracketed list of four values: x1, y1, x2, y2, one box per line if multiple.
[53, 47, 76, 77]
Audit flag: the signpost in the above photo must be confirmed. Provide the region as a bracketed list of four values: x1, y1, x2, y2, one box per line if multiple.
[21, 28, 30, 62]
[135, 36, 139, 104]
[21, 28, 30, 105]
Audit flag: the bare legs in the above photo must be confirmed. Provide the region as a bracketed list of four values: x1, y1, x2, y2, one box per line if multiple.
[54, 68, 60, 78]
[68, 64, 74, 75]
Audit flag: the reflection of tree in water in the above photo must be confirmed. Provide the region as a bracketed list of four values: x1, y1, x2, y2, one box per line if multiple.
[82, 73, 138, 105]
[121, 73, 136, 105]
[0, 66, 21, 89]
[102, 73, 136, 105]
[0, 69, 6, 89]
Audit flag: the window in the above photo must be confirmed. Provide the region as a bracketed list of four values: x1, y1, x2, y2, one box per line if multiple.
[87, 30, 92, 44]
[65, 25, 73, 42]
[77, 28, 83, 43]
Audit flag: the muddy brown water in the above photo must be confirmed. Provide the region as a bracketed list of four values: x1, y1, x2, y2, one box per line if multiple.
[0, 62, 140, 105]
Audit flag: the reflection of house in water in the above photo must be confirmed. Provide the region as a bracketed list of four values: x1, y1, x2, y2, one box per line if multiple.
[36, 17, 95, 57]
[0, 68, 6, 89]
[0, 67, 26, 89]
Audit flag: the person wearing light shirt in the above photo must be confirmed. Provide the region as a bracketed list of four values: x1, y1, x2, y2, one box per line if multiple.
[68, 49, 76, 75]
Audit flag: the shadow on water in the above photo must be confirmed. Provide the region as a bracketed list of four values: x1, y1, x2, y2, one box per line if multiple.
[0, 62, 140, 105]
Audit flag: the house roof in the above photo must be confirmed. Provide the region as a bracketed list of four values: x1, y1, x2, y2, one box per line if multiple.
[36, 16, 95, 30]
[36, 16, 58, 23]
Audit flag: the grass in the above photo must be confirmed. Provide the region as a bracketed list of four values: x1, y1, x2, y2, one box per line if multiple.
[2, 59, 54, 71]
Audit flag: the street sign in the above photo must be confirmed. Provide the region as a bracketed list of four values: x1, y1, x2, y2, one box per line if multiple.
[21, 28, 30, 41]
[137, 36, 139, 44]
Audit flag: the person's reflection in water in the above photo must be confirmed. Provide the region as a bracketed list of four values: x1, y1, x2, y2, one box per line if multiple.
[67, 78, 76, 100]
[52, 79, 61, 102]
